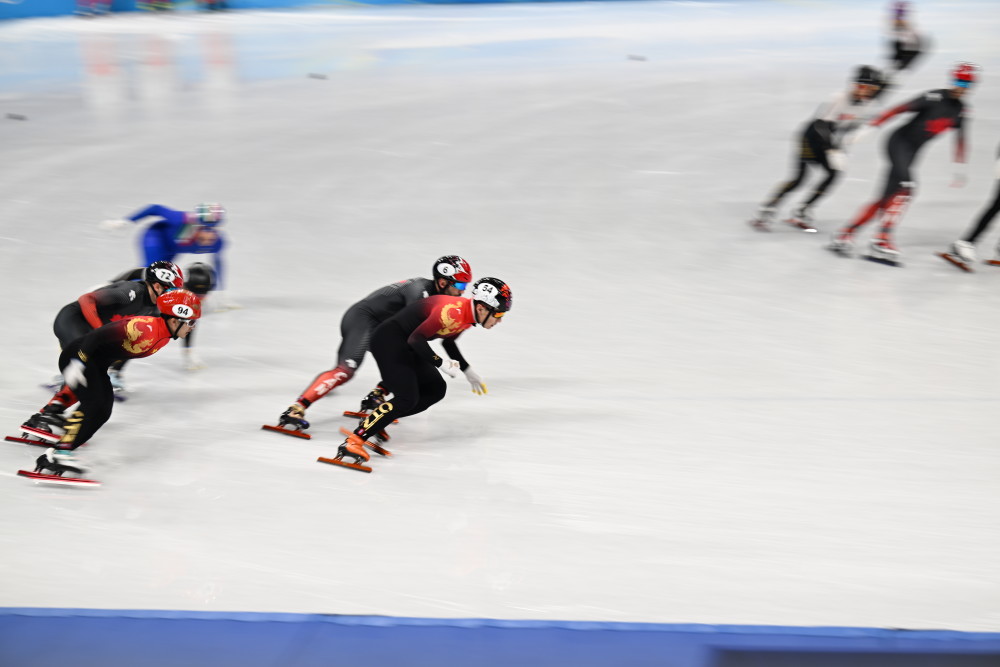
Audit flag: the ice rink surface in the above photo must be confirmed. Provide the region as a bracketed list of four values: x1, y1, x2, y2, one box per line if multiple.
[1, 0, 999, 631]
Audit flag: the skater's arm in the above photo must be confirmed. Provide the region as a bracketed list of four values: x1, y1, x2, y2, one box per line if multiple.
[951, 113, 968, 187]
[77, 291, 105, 329]
[127, 204, 183, 224]
[870, 93, 926, 127]
[441, 338, 469, 371]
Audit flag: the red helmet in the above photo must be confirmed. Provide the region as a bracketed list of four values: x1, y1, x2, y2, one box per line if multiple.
[432, 255, 473, 286]
[953, 62, 978, 88]
[156, 289, 202, 321]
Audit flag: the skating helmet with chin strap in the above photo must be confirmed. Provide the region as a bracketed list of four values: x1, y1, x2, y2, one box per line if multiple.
[952, 62, 978, 88]
[157, 289, 202, 322]
[195, 203, 225, 226]
[471, 277, 512, 315]
[855, 65, 882, 87]
[184, 262, 217, 296]
[144, 260, 184, 291]
[432, 255, 473, 290]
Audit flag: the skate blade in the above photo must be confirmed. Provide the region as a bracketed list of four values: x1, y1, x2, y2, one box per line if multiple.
[938, 252, 973, 273]
[316, 457, 372, 473]
[826, 246, 852, 257]
[984, 259, 1000, 267]
[19, 425, 61, 444]
[748, 219, 770, 232]
[261, 424, 311, 440]
[785, 219, 817, 233]
[864, 254, 902, 267]
[5, 435, 51, 447]
[17, 470, 101, 487]
[342, 410, 369, 419]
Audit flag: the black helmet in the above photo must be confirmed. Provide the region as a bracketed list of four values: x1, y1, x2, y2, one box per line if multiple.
[855, 65, 882, 86]
[184, 262, 217, 296]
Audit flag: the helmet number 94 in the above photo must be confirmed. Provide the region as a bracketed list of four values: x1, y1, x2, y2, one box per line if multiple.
[172, 304, 193, 318]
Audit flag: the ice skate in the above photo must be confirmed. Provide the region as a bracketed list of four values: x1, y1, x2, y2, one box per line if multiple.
[865, 234, 902, 267]
[938, 240, 976, 272]
[343, 386, 387, 419]
[17, 447, 100, 487]
[317, 431, 374, 473]
[785, 206, 817, 233]
[9, 406, 67, 445]
[827, 230, 855, 256]
[342, 426, 392, 458]
[261, 404, 311, 440]
[748, 205, 776, 232]
[108, 369, 128, 402]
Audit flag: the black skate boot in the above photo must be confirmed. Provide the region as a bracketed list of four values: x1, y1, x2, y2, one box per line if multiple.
[34, 447, 85, 477]
[19, 406, 67, 444]
[261, 404, 311, 440]
[359, 387, 387, 413]
[343, 386, 388, 419]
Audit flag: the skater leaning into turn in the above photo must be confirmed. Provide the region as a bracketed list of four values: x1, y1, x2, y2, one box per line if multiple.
[268, 255, 483, 438]
[36, 260, 185, 412]
[942, 141, 1000, 270]
[100, 202, 234, 309]
[323, 277, 513, 473]
[20, 290, 201, 481]
[110, 262, 217, 370]
[828, 62, 977, 265]
[751, 66, 884, 233]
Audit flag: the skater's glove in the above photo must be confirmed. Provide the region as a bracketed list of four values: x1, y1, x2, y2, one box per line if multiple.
[826, 149, 847, 171]
[440, 359, 461, 378]
[463, 367, 488, 395]
[99, 218, 129, 231]
[62, 358, 88, 389]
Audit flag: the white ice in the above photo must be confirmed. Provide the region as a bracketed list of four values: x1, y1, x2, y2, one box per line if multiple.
[1, 0, 999, 631]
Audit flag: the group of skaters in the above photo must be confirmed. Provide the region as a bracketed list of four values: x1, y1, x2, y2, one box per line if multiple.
[16, 202, 513, 478]
[751, 1, 998, 271]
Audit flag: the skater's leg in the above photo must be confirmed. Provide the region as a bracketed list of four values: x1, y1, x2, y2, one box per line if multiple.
[962, 180, 1000, 244]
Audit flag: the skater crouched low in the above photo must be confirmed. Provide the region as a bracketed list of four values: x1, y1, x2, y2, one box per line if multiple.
[23, 290, 201, 480]
[321, 277, 513, 473]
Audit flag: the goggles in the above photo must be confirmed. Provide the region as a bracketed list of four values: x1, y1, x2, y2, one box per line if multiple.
[453, 281, 469, 291]
[492, 311, 506, 319]
[954, 79, 971, 88]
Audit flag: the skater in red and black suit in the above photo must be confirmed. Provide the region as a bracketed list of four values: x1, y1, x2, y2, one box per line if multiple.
[327, 277, 513, 471]
[943, 141, 1000, 267]
[271, 255, 476, 436]
[27, 289, 201, 479]
[24, 260, 185, 433]
[829, 62, 977, 264]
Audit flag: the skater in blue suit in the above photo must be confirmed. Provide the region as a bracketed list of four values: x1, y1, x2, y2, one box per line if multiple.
[102, 203, 235, 308]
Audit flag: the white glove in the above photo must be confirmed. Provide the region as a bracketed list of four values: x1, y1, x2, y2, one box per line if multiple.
[99, 218, 128, 231]
[440, 359, 461, 378]
[183, 348, 206, 371]
[826, 149, 847, 172]
[462, 367, 488, 395]
[62, 358, 88, 389]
